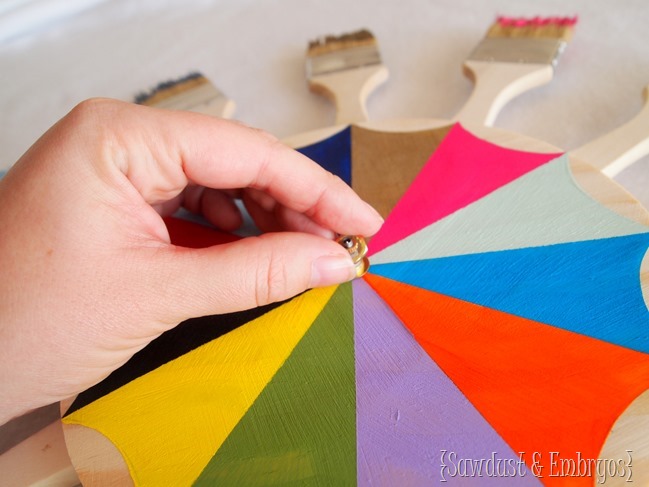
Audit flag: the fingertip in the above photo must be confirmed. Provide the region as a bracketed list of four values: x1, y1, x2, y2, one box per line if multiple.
[364, 201, 385, 231]
[154, 231, 358, 320]
[362, 205, 385, 237]
[310, 253, 356, 288]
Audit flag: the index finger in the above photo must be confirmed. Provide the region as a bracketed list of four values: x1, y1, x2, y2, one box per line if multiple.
[104, 101, 384, 237]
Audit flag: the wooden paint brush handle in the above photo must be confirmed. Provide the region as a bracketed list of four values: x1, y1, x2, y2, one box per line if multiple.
[138, 75, 236, 120]
[203, 95, 236, 119]
[180, 82, 236, 119]
[308, 65, 388, 126]
[571, 84, 649, 177]
[453, 60, 553, 127]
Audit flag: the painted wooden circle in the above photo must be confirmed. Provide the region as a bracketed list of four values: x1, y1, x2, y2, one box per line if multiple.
[62, 121, 649, 486]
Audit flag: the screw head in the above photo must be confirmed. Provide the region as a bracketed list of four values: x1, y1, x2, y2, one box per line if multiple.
[336, 235, 369, 277]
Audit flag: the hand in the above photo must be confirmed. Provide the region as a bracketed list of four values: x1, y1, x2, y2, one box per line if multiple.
[0, 99, 383, 423]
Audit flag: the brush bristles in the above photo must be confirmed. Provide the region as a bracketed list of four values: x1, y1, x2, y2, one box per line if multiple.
[487, 16, 578, 42]
[135, 72, 208, 106]
[307, 29, 377, 57]
[469, 15, 577, 66]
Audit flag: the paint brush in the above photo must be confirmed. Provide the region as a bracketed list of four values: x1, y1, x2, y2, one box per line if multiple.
[454, 16, 577, 126]
[134, 72, 235, 118]
[306, 29, 388, 126]
[572, 83, 649, 177]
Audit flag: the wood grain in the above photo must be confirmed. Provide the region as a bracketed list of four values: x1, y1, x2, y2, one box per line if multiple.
[572, 84, 649, 177]
[351, 124, 451, 218]
[372, 233, 649, 353]
[454, 61, 553, 126]
[353, 279, 539, 485]
[295, 120, 649, 231]
[598, 389, 649, 486]
[193, 284, 355, 485]
[62, 286, 337, 486]
[371, 155, 649, 265]
[366, 123, 560, 255]
[569, 156, 649, 227]
[63, 424, 132, 487]
[366, 273, 649, 487]
[309, 65, 388, 126]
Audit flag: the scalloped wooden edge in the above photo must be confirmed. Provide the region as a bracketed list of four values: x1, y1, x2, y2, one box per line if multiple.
[598, 388, 649, 486]
[62, 423, 132, 487]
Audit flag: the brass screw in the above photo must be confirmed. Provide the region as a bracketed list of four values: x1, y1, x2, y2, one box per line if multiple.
[336, 235, 370, 278]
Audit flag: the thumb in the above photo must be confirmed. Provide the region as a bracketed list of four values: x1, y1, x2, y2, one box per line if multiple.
[146, 232, 357, 323]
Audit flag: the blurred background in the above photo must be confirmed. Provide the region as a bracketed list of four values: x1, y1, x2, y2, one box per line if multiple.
[1, 0, 649, 207]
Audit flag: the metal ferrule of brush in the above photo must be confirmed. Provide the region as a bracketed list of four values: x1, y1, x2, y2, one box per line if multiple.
[468, 38, 567, 69]
[306, 45, 382, 78]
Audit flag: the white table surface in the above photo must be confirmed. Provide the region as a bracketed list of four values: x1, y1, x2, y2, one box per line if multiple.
[1, 0, 649, 205]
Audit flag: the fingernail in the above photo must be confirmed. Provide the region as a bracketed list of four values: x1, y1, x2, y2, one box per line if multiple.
[311, 254, 356, 288]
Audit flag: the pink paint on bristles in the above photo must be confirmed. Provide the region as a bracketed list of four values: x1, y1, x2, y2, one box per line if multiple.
[496, 15, 578, 27]
[560, 16, 578, 25]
